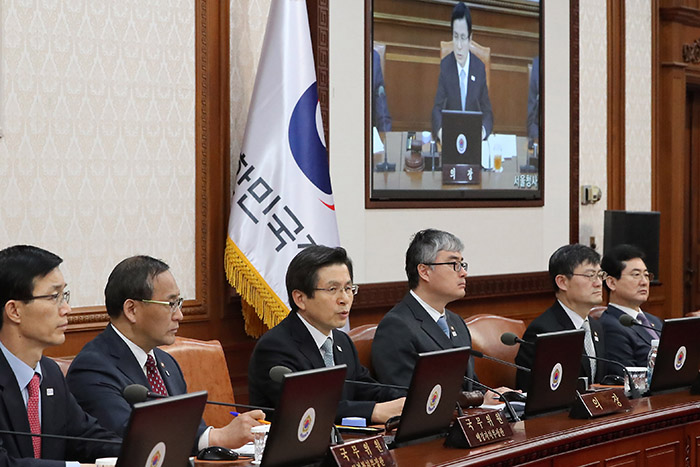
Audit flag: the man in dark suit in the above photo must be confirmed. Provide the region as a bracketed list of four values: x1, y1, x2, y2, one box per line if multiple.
[515, 244, 607, 390]
[0, 245, 121, 466]
[66, 256, 263, 453]
[599, 245, 661, 376]
[432, 2, 493, 141]
[372, 49, 392, 133]
[248, 246, 405, 424]
[372, 229, 513, 403]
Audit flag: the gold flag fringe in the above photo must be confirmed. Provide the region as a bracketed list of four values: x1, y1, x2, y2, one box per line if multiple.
[224, 237, 290, 338]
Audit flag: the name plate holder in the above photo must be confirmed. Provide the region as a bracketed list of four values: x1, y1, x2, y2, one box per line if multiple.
[328, 435, 395, 467]
[569, 388, 631, 419]
[444, 409, 513, 449]
[442, 164, 481, 185]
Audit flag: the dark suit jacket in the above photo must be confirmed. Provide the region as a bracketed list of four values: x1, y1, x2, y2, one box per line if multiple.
[527, 56, 540, 142]
[432, 51, 494, 139]
[515, 301, 606, 390]
[371, 293, 477, 391]
[598, 305, 663, 376]
[373, 49, 392, 132]
[248, 313, 403, 423]
[0, 352, 120, 466]
[66, 325, 206, 450]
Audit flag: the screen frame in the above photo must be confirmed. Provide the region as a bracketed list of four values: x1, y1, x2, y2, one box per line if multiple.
[364, 0, 544, 208]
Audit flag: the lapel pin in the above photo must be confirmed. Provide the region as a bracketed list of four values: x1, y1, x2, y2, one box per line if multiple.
[336, 346, 342, 352]
[46, 388, 54, 397]
[471, 75, 475, 81]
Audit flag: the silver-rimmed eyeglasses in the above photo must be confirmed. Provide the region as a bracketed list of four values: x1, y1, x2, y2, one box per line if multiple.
[136, 297, 184, 313]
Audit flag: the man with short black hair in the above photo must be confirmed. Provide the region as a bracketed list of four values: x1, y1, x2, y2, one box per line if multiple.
[432, 1, 493, 141]
[67, 255, 263, 453]
[248, 245, 405, 424]
[515, 244, 607, 390]
[599, 244, 661, 375]
[0, 245, 121, 466]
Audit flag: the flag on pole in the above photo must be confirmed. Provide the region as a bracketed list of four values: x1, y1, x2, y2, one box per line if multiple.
[225, 0, 340, 337]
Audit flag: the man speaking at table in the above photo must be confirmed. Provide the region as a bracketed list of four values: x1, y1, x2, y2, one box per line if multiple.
[66, 255, 263, 453]
[248, 246, 405, 424]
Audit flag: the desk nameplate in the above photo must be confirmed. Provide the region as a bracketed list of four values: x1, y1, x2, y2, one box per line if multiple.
[569, 388, 631, 419]
[445, 409, 513, 449]
[329, 435, 395, 467]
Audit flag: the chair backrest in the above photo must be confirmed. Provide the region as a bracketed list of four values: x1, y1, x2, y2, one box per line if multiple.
[440, 40, 491, 88]
[373, 41, 387, 75]
[464, 314, 526, 389]
[160, 336, 235, 428]
[50, 356, 74, 377]
[589, 306, 607, 320]
[348, 324, 378, 374]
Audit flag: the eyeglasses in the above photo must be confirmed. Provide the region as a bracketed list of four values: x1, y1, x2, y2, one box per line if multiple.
[424, 261, 469, 273]
[136, 297, 184, 313]
[622, 271, 654, 282]
[571, 271, 608, 282]
[19, 290, 71, 306]
[314, 285, 359, 296]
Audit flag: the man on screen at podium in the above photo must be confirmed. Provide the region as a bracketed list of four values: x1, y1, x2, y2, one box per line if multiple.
[515, 244, 607, 390]
[432, 2, 494, 142]
[598, 244, 662, 376]
[66, 256, 264, 453]
[0, 245, 121, 466]
[371, 229, 514, 404]
[248, 246, 405, 424]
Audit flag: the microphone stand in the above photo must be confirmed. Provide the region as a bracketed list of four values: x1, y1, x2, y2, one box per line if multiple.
[470, 349, 531, 373]
[463, 376, 521, 423]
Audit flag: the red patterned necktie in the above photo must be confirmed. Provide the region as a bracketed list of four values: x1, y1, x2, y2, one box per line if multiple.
[146, 355, 168, 396]
[27, 373, 41, 458]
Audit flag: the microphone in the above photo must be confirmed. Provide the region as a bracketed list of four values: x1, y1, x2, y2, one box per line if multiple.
[0, 429, 121, 445]
[463, 376, 521, 423]
[501, 332, 533, 347]
[268, 366, 409, 391]
[123, 384, 275, 411]
[470, 349, 531, 373]
[619, 314, 662, 337]
[580, 354, 642, 399]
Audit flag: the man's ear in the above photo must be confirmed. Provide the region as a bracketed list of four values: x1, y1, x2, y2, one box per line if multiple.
[605, 276, 617, 292]
[122, 299, 138, 324]
[554, 274, 569, 292]
[292, 290, 307, 312]
[3, 301, 22, 325]
[417, 264, 431, 282]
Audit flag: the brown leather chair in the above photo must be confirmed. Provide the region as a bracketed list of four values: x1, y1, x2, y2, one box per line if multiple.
[50, 356, 74, 377]
[440, 40, 491, 88]
[464, 314, 526, 389]
[160, 336, 235, 428]
[589, 306, 607, 320]
[348, 324, 378, 375]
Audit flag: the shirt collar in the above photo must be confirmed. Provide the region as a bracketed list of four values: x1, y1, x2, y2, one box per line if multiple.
[110, 323, 156, 374]
[558, 299, 586, 329]
[0, 340, 42, 391]
[410, 290, 445, 323]
[455, 52, 471, 78]
[609, 303, 643, 318]
[296, 312, 333, 351]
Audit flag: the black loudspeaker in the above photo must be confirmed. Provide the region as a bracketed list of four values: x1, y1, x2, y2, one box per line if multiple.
[603, 211, 660, 281]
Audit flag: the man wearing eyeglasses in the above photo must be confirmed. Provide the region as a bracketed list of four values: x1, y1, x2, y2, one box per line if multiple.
[372, 229, 512, 402]
[598, 244, 662, 376]
[248, 245, 406, 424]
[66, 255, 264, 453]
[0, 245, 121, 466]
[515, 244, 607, 390]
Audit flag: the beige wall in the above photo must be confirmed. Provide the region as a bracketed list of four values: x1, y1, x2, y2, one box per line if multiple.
[0, 0, 197, 306]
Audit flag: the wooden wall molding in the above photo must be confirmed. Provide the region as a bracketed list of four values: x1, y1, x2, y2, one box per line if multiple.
[607, 0, 626, 210]
[660, 6, 700, 27]
[570, 0, 580, 245]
